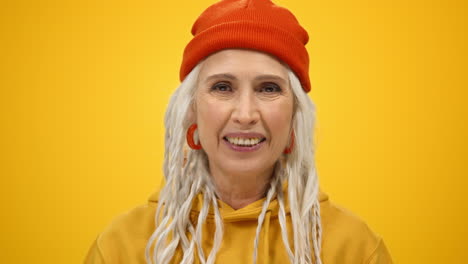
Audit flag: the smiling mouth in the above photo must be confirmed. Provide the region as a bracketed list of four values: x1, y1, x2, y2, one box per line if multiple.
[223, 136, 267, 147]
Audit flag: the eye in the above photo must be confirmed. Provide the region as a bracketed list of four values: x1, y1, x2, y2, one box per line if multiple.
[259, 83, 282, 93]
[211, 82, 232, 92]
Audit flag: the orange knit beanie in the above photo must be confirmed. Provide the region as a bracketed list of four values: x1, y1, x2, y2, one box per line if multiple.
[179, 0, 312, 92]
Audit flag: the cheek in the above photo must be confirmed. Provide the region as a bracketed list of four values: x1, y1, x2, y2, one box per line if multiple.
[196, 99, 230, 141]
[269, 109, 292, 127]
[263, 102, 293, 142]
[269, 113, 292, 138]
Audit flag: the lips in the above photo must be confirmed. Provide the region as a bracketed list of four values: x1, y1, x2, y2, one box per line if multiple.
[222, 132, 266, 148]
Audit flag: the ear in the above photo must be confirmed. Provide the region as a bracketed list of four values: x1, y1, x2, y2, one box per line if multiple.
[186, 101, 197, 124]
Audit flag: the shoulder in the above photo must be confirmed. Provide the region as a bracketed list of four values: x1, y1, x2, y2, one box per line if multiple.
[85, 197, 158, 263]
[319, 191, 393, 264]
[99, 202, 157, 242]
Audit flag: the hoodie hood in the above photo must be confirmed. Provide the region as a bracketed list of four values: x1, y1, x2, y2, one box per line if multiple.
[147, 183, 328, 263]
[147, 183, 329, 221]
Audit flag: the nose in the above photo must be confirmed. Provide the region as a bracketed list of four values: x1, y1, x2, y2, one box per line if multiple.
[231, 89, 260, 127]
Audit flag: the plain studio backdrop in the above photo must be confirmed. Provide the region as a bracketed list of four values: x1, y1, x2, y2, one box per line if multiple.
[1, 0, 466, 263]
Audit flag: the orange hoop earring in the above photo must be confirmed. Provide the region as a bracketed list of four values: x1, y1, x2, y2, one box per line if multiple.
[187, 124, 202, 150]
[283, 130, 295, 154]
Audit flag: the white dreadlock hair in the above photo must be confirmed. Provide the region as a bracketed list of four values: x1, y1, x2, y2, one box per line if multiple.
[145, 58, 322, 264]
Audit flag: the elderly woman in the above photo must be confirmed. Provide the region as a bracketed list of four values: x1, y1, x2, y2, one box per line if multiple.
[85, 0, 393, 263]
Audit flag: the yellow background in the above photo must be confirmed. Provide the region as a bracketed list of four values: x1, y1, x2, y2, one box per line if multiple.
[1, 0, 466, 263]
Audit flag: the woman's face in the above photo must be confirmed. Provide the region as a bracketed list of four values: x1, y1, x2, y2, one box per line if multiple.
[194, 49, 294, 178]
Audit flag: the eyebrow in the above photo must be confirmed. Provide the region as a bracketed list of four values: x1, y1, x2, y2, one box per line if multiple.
[204, 73, 287, 84]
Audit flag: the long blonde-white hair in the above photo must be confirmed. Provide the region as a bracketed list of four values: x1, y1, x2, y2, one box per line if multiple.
[145, 57, 322, 264]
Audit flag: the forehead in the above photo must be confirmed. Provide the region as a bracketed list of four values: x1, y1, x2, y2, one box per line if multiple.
[198, 49, 289, 81]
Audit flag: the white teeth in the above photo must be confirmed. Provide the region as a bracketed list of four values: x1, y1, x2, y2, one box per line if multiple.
[226, 137, 263, 146]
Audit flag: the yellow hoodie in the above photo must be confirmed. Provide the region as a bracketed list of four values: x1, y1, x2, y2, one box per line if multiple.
[84, 187, 393, 263]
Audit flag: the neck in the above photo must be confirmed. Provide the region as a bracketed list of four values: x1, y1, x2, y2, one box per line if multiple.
[210, 167, 274, 210]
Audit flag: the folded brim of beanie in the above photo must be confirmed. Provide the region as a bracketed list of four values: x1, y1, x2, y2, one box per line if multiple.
[180, 20, 311, 92]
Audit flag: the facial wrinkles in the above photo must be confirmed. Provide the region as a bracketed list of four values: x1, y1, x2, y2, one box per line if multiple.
[196, 52, 293, 154]
[200, 79, 290, 149]
[231, 84, 278, 152]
